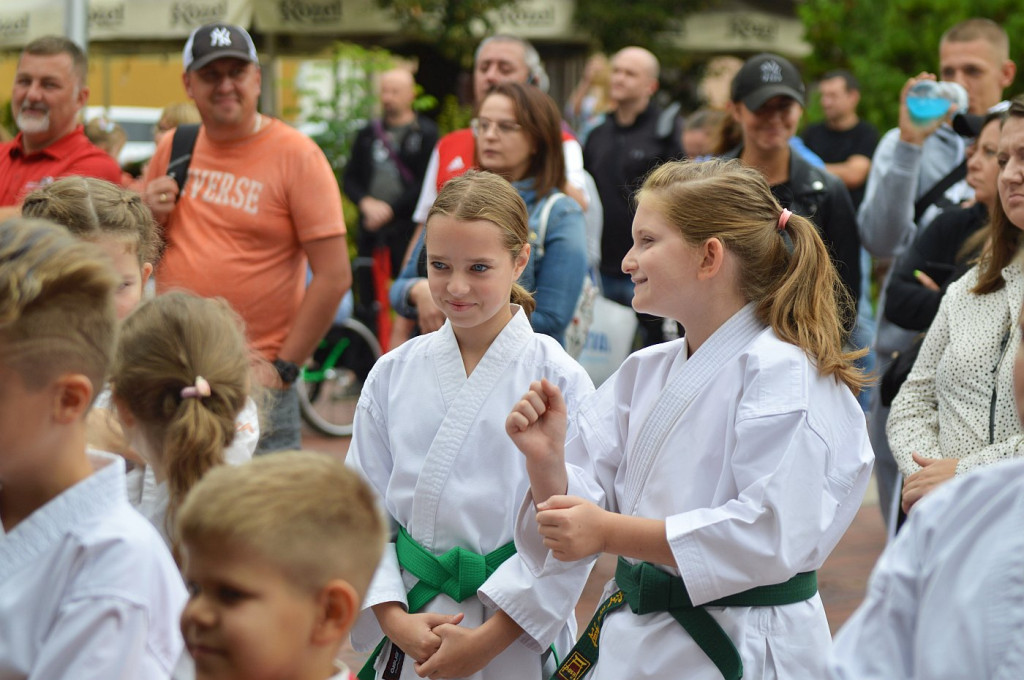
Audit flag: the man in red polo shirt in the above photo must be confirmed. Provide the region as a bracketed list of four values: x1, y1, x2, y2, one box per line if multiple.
[0, 36, 121, 219]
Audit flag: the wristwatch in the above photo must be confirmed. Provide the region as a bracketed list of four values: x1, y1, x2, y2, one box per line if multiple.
[273, 358, 301, 385]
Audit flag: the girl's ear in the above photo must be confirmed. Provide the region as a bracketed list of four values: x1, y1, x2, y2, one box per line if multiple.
[514, 243, 531, 280]
[696, 237, 726, 280]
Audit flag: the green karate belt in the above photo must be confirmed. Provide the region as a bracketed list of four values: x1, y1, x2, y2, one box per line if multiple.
[357, 526, 516, 680]
[552, 557, 818, 680]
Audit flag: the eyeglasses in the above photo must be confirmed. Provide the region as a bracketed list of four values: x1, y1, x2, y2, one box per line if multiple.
[470, 117, 523, 137]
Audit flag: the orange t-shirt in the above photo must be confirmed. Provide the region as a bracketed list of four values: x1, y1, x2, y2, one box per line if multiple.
[145, 119, 345, 360]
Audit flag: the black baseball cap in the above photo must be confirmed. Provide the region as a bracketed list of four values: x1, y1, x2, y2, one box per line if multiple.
[183, 23, 258, 72]
[731, 53, 805, 111]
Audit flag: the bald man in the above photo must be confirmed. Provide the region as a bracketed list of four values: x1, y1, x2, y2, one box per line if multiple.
[584, 46, 683, 346]
[343, 68, 438, 322]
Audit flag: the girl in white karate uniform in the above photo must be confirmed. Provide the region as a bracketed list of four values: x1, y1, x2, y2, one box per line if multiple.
[508, 159, 874, 680]
[108, 290, 253, 551]
[347, 170, 594, 680]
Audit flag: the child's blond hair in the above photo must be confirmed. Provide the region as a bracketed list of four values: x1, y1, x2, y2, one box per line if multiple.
[110, 291, 250, 546]
[0, 218, 117, 396]
[21, 176, 161, 267]
[177, 451, 387, 596]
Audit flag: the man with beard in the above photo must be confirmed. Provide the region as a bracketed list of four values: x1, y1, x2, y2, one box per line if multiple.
[0, 37, 121, 218]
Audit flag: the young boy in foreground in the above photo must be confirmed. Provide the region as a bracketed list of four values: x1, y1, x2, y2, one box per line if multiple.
[175, 451, 387, 680]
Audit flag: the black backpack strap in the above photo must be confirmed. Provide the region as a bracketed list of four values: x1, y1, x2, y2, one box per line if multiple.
[166, 123, 201, 197]
[913, 159, 967, 223]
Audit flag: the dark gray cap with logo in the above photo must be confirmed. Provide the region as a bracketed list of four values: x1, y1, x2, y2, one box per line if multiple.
[731, 53, 805, 111]
[183, 23, 259, 72]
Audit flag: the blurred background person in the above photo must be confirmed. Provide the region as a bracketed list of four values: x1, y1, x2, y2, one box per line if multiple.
[722, 53, 861, 324]
[0, 36, 120, 219]
[344, 68, 437, 349]
[84, 116, 131, 186]
[565, 52, 612, 144]
[584, 46, 683, 347]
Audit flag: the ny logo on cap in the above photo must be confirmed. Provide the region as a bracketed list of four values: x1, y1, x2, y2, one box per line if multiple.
[760, 61, 783, 83]
[210, 27, 232, 47]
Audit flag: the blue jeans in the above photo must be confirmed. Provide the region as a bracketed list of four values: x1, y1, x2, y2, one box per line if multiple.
[256, 383, 301, 454]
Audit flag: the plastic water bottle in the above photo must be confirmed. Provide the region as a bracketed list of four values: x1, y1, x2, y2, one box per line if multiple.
[906, 81, 968, 126]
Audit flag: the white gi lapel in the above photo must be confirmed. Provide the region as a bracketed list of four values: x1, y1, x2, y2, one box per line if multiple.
[410, 308, 534, 546]
[0, 453, 125, 581]
[622, 304, 765, 515]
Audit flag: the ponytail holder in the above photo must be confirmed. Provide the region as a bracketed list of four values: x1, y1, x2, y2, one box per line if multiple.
[777, 208, 793, 232]
[180, 376, 211, 400]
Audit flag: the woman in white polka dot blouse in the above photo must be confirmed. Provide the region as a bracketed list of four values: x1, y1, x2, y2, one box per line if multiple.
[888, 96, 1024, 514]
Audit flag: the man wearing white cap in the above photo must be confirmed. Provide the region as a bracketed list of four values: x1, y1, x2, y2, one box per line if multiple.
[143, 23, 351, 453]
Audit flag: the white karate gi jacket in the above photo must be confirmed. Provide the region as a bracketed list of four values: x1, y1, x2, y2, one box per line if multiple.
[516, 305, 874, 679]
[0, 451, 186, 679]
[829, 458, 1024, 679]
[348, 308, 595, 680]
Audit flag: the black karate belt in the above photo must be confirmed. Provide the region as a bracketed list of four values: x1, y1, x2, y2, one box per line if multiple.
[551, 557, 818, 680]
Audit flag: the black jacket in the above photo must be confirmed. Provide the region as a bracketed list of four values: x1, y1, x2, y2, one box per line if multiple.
[884, 202, 987, 331]
[584, 102, 684, 276]
[723, 146, 861, 318]
[343, 114, 438, 226]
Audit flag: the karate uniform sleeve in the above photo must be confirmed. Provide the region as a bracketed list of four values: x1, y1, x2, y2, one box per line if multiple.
[29, 596, 178, 680]
[886, 297, 950, 476]
[666, 363, 873, 605]
[514, 376, 623, 578]
[484, 369, 597, 652]
[827, 497, 930, 679]
[477, 547, 590, 653]
[345, 382, 409, 651]
[857, 130, 922, 257]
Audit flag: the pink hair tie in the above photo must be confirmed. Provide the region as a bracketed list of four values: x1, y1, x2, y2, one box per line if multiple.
[777, 208, 793, 232]
[181, 376, 211, 400]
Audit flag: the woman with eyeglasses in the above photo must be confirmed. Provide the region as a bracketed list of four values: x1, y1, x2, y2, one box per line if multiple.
[391, 82, 589, 348]
[887, 98, 1024, 516]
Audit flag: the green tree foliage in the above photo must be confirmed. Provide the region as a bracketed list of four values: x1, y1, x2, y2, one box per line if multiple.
[572, 0, 706, 54]
[298, 42, 435, 183]
[377, 0, 518, 67]
[799, 0, 1023, 133]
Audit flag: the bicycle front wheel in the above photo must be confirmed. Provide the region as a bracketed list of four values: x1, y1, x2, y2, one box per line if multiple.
[298, 318, 381, 437]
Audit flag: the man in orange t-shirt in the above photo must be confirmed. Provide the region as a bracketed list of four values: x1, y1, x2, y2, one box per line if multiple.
[144, 23, 350, 453]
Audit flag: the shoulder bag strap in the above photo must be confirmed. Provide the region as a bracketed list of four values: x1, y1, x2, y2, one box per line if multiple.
[166, 123, 201, 197]
[533, 191, 565, 260]
[914, 159, 967, 223]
